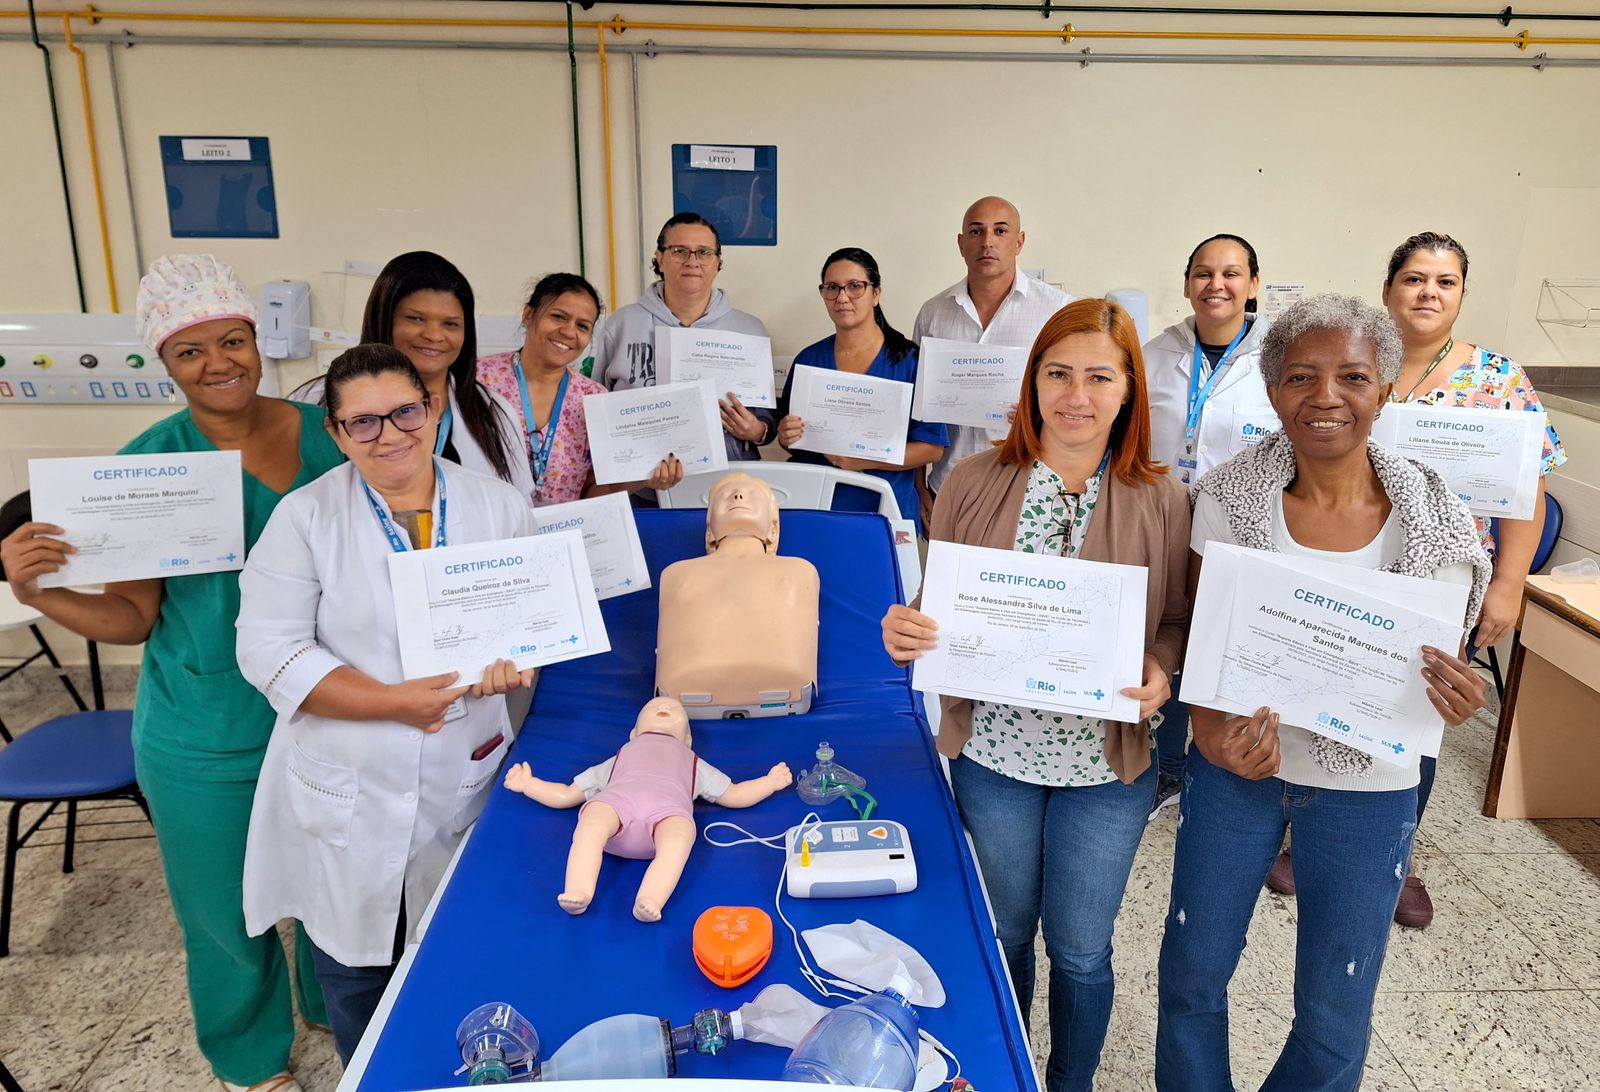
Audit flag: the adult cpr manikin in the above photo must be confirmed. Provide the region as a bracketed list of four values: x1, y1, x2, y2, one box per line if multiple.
[503, 696, 791, 922]
[655, 473, 820, 717]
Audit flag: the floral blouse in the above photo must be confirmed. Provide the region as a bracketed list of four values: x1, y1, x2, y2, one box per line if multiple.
[1398, 347, 1567, 555]
[965, 458, 1146, 788]
[476, 352, 607, 506]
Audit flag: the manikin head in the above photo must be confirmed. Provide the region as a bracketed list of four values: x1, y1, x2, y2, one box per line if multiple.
[706, 473, 781, 554]
[631, 696, 691, 744]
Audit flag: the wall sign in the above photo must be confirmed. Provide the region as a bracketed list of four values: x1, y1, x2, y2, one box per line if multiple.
[671, 143, 776, 247]
[160, 135, 279, 239]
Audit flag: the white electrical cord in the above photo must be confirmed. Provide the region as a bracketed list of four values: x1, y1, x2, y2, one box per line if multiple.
[701, 818, 966, 1087]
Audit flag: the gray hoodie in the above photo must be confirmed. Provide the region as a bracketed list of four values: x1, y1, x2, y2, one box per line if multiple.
[593, 282, 775, 462]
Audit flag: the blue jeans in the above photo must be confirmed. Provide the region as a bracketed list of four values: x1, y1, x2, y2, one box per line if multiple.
[1155, 690, 1189, 779]
[307, 909, 407, 1066]
[1155, 749, 1416, 1092]
[950, 753, 1156, 1092]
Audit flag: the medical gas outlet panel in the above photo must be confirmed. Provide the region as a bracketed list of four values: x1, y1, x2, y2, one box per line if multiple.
[0, 315, 182, 406]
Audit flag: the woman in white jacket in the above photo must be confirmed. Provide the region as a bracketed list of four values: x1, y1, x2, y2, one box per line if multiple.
[237, 344, 535, 1064]
[1143, 234, 1278, 815]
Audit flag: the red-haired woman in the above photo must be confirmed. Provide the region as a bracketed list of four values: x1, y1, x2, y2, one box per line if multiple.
[881, 299, 1189, 1092]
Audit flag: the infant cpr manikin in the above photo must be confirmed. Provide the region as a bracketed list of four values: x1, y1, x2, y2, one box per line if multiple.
[655, 473, 820, 717]
[502, 696, 792, 922]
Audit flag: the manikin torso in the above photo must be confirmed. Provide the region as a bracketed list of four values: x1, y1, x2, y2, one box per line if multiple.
[655, 474, 820, 716]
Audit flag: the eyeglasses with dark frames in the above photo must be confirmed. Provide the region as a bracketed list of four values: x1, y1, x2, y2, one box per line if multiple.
[819, 280, 872, 300]
[660, 245, 720, 263]
[335, 400, 430, 443]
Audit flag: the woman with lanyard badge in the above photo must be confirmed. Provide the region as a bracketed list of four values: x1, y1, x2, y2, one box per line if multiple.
[0, 256, 342, 1092]
[1143, 234, 1277, 817]
[237, 345, 535, 1063]
[776, 246, 949, 538]
[1269, 232, 1566, 928]
[291, 251, 535, 500]
[882, 300, 1188, 1092]
[477, 273, 684, 503]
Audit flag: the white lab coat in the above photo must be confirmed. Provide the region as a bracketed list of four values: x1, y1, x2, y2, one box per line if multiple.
[237, 458, 535, 967]
[289, 374, 537, 503]
[1144, 316, 1280, 490]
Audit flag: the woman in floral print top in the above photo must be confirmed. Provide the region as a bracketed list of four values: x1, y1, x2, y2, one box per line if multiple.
[477, 273, 684, 505]
[1380, 233, 1566, 649]
[1375, 231, 1567, 930]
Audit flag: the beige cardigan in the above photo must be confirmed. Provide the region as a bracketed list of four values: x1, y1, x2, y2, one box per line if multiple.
[918, 448, 1191, 782]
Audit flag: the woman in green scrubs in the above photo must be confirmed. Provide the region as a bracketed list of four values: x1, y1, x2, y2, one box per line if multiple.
[0, 255, 343, 1092]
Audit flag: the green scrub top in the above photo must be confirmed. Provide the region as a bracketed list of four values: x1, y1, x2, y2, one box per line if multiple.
[121, 400, 344, 777]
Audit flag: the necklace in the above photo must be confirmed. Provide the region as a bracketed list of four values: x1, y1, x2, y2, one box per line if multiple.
[1393, 338, 1454, 403]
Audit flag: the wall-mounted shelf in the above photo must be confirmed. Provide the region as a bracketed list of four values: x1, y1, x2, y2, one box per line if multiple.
[1536, 280, 1600, 330]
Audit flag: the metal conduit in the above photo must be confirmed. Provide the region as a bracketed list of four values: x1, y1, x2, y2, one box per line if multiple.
[105, 35, 145, 278]
[630, 50, 647, 300]
[5, 10, 1600, 49]
[7, 28, 1600, 67]
[566, 1, 587, 278]
[463, 0, 1600, 22]
[104, 37, 145, 278]
[26, 0, 87, 312]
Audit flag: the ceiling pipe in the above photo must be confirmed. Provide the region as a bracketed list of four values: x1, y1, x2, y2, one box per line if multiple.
[25, 0, 87, 312]
[6, 9, 1600, 48]
[566, 1, 588, 277]
[104, 34, 145, 277]
[461, 0, 1600, 23]
[62, 13, 119, 311]
[8, 27, 1599, 67]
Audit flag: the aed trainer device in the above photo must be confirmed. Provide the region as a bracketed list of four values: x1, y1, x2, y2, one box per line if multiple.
[786, 820, 917, 898]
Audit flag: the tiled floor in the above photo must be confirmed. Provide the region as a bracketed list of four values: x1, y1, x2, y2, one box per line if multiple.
[3, 672, 1597, 1091]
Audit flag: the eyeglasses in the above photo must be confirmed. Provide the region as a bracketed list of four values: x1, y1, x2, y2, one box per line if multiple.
[660, 245, 720, 264]
[819, 280, 872, 300]
[335, 401, 430, 443]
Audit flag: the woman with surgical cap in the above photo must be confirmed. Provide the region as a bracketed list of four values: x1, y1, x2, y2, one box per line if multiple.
[0, 255, 344, 1092]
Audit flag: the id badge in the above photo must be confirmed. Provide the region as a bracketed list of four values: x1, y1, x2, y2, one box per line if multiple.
[444, 697, 468, 722]
[1177, 448, 1199, 485]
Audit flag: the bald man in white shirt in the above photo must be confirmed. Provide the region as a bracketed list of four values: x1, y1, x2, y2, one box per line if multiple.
[912, 196, 1072, 521]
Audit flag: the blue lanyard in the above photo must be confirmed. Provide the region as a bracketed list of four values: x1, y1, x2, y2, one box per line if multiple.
[361, 462, 448, 552]
[1184, 322, 1250, 444]
[511, 354, 569, 486]
[434, 401, 454, 456]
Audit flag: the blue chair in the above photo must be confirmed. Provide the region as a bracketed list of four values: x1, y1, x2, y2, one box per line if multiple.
[1476, 492, 1565, 698]
[0, 665, 148, 957]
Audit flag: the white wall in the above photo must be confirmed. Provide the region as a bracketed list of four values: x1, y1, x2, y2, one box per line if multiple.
[5, 1, 1600, 662]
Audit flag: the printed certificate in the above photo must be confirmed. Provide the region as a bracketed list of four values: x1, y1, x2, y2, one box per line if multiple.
[787, 364, 912, 466]
[1181, 544, 1468, 764]
[655, 326, 776, 409]
[29, 451, 245, 587]
[583, 380, 728, 485]
[913, 541, 1148, 722]
[1371, 403, 1545, 519]
[911, 337, 1030, 429]
[388, 531, 609, 680]
[531, 491, 649, 600]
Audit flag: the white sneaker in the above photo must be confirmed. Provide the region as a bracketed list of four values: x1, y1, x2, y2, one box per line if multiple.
[219, 1073, 303, 1092]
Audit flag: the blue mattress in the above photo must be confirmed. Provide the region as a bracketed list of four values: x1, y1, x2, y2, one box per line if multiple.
[354, 509, 1036, 1091]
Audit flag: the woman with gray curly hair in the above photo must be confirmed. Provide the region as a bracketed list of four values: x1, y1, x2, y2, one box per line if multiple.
[1154, 294, 1491, 1092]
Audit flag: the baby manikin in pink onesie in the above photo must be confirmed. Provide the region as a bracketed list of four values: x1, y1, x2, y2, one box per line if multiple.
[503, 696, 792, 922]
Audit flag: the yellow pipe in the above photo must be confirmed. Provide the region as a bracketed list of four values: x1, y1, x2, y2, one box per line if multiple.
[2, 8, 1599, 49]
[596, 24, 618, 310]
[61, 12, 118, 312]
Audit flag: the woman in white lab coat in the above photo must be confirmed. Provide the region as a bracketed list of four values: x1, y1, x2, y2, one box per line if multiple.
[237, 344, 535, 1064]
[1142, 233, 1278, 817]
